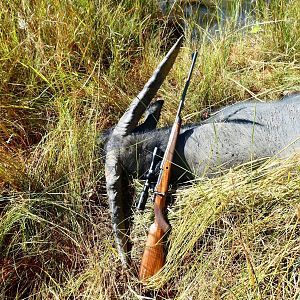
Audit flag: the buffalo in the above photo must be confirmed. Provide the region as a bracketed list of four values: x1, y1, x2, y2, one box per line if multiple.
[104, 36, 300, 265]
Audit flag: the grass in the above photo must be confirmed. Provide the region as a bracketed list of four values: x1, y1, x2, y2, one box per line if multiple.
[0, 0, 300, 299]
[133, 155, 300, 299]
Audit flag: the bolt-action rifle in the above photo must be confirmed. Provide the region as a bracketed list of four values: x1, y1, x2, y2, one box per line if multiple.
[139, 51, 198, 281]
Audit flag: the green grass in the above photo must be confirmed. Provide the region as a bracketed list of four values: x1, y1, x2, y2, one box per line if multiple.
[0, 0, 300, 299]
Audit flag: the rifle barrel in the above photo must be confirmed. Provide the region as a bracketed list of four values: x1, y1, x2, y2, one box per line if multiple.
[177, 51, 198, 118]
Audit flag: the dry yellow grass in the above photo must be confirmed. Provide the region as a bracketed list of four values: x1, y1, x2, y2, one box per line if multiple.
[1, 0, 300, 299]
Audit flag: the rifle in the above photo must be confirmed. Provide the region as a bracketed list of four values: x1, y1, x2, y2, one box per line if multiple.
[139, 51, 198, 281]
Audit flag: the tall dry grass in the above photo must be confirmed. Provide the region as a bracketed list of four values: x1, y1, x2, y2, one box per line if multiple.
[0, 0, 300, 299]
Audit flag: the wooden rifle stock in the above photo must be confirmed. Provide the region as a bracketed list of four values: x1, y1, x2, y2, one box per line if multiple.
[139, 51, 198, 281]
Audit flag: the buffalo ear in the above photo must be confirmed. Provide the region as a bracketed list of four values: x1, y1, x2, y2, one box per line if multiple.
[98, 99, 163, 155]
[133, 99, 164, 133]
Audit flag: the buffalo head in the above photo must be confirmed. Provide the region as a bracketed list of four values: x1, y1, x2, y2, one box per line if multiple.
[105, 37, 184, 265]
